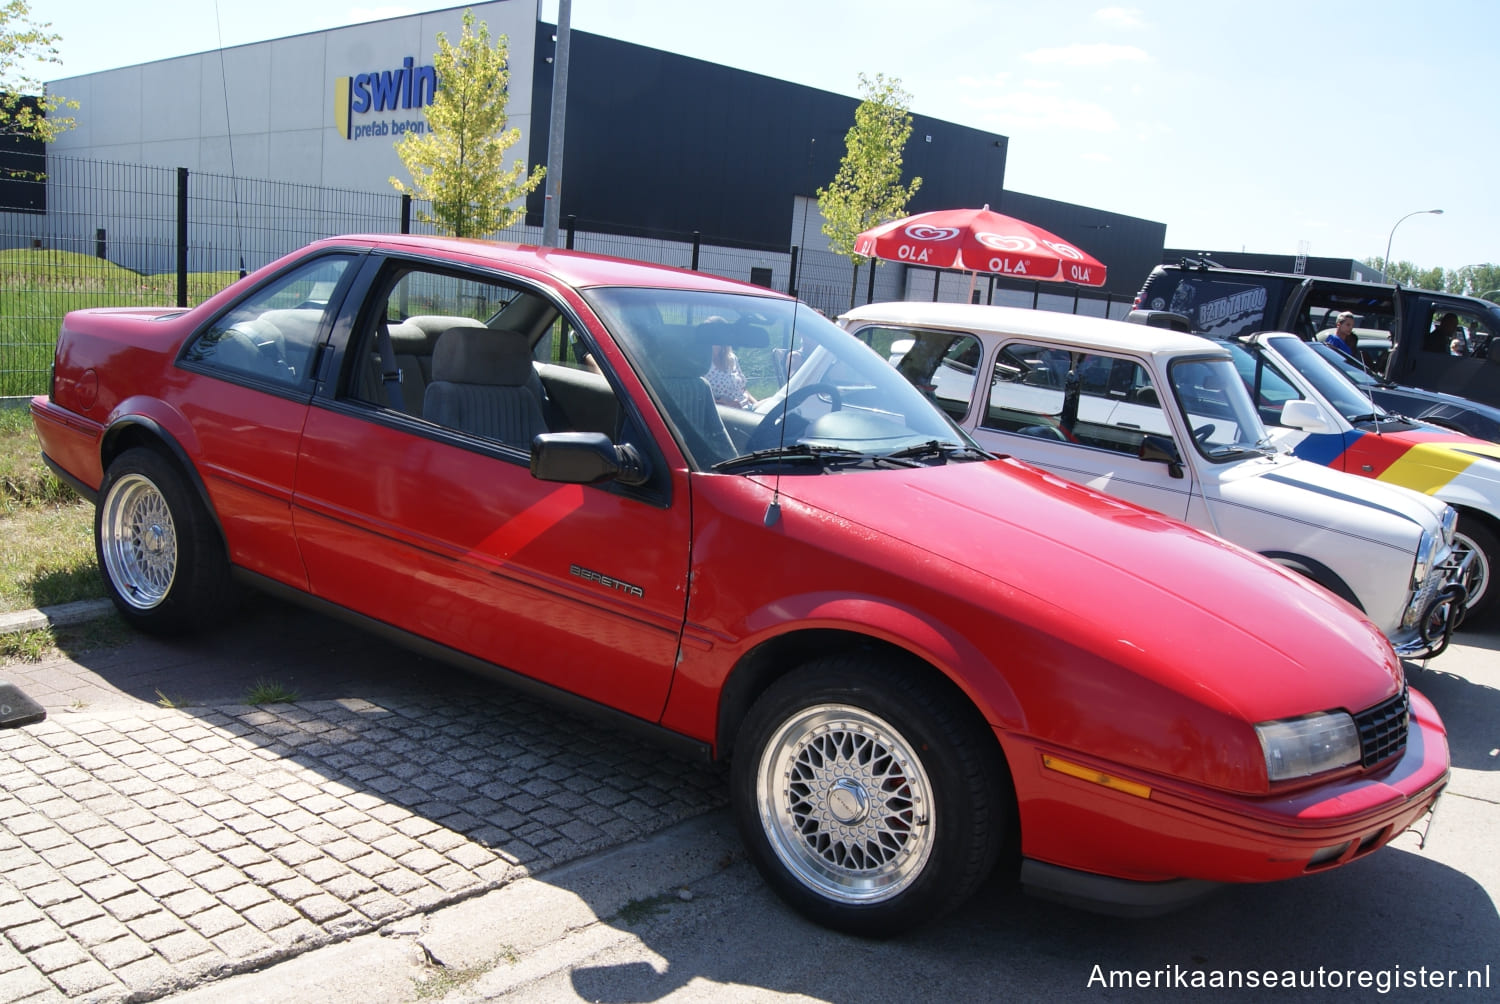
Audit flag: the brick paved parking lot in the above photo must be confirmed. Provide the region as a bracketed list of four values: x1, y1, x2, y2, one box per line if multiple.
[0, 599, 725, 1002]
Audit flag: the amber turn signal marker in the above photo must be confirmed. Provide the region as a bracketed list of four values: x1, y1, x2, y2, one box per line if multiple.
[1042, 754, 1151, 799]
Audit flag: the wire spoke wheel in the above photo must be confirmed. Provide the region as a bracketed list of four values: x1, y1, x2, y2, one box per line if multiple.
[100, 473, 179, 609]
[756, 704, 935, 905]
[1452, 526, 1493, 616]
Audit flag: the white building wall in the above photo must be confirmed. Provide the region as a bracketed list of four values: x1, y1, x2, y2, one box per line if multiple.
[48, 1, 539, 197]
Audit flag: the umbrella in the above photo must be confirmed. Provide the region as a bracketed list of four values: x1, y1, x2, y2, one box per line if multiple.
[854, 204, 1107, 287]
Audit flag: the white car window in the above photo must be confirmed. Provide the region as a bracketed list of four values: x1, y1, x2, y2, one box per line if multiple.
[983, 343, 1170, 453]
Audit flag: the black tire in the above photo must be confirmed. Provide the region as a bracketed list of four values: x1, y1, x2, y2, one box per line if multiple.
[95, 447, 233, 635]
[731, 654, 1011, 936]
[1453, 516, 1498, 626]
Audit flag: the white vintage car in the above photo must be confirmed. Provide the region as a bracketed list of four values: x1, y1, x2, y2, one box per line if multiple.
[833, 302, 1467, 657]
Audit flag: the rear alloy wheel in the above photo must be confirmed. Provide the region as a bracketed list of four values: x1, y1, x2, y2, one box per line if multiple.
[732, 655, 1010, 935]
[97, 447, 232, 635]
[1452, 518, 1497, 625]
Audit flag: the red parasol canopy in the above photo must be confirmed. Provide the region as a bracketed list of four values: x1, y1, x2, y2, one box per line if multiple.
[854, 204, 1108, 287]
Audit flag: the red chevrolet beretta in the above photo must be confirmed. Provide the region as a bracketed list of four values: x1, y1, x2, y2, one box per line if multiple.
[32, 235, 1448, 934]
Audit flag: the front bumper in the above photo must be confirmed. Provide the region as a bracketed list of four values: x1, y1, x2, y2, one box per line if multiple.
[1392, 550, 1473, 660]
[1002, 686, 1449, 915]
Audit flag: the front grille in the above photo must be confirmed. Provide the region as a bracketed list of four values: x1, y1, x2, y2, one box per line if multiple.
[1354, 688, 1409, 767]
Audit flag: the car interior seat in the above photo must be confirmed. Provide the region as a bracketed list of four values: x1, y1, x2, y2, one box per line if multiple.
[651, 326, 738, 466]
[423, 328, 549, 449]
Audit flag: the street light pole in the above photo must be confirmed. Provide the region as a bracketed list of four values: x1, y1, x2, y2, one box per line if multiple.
[541, 0, 572, 248]
[1383, 209, 1443, 279]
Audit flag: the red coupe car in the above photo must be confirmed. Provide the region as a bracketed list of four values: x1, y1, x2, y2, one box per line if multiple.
[32, 235, 1448, 934]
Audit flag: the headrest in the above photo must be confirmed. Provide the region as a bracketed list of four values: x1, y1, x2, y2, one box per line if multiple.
[431, 328, 534, 386]
[652, 327, 713, 379]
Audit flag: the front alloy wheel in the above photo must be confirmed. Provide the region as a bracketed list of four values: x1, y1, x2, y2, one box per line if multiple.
[732, 655, 1011, 935]
[756, 704, 936, 905]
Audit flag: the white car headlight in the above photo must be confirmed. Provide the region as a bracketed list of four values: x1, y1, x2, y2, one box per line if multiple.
[1256, 712, 1360, 782]
[1412, 529, 1439, 590]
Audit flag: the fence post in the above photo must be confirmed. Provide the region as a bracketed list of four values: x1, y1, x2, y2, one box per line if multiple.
[931, 269, 940, 302]
[176, 168, 189, 309]
[788, 245, 799, 298]
[691, 231, 701, 271]
[400, 194, 412, 234]
[565, 215, 576, 250]
[95, 228, 106, 260]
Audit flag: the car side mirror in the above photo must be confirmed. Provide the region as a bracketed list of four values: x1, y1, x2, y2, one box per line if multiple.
[530, 432, 650, 486]
[1138, 434, 1185, 479]
[1280, 400, 1334, 434]
[0, 680, 46, 728]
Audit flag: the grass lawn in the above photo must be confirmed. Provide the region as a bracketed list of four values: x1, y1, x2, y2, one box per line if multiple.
[0, 248, 240, 396]
[0, 402, 105, 606]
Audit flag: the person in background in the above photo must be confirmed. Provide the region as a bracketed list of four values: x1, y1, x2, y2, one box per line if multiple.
[708, 343, 756, 409]
[1324, 311, 1357, 357]
[1425, 312, 1460, 353]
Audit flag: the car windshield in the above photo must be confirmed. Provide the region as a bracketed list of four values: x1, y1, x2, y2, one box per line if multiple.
[1264, 334, 1389, 423]
[587, 287, 978, 472]
[1308, 342, 1380, 389]
[1165, 355, 1276, 459]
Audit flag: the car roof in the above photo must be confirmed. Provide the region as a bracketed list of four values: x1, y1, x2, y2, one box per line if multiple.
[307, 234, 791, 298]
[841, 300, 1229, 360]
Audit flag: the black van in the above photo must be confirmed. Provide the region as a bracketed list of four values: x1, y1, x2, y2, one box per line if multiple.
[1134, 261, 1500, 410]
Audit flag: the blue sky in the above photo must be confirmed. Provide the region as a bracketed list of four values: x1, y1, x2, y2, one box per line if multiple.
[32, 0, 1498, 271]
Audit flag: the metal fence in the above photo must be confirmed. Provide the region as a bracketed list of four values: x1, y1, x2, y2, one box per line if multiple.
[1, 151, 1129, 396]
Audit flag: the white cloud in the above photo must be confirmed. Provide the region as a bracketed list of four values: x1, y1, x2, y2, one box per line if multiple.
[1093, 7, 1144, 29]
[957, 76, 1120, 133]
[1023, 43, 1150, 67]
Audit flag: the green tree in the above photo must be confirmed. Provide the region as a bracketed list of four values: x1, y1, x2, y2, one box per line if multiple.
[390, 8, 545, 238]
[1, 0, 77, 143]
[817, 73, 922, 306]
[1364, 257, 1452, 291]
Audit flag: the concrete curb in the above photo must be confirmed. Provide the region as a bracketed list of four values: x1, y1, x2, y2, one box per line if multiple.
[0, 597, 114, 636]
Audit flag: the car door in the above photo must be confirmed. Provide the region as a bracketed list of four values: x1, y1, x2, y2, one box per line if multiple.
[970, 340, 1195, 522]
[290, 255, 691, 722]
[173, 251, 360, 589]
[1401, 295, 1500, 408]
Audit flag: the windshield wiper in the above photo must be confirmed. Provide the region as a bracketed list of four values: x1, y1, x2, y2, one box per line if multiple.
[885, 440, 993, 464]
[713, 445, 920, 473]
[1347, 413, 1389, 426]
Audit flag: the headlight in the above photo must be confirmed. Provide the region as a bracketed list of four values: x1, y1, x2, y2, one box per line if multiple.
[1440, 505, 1457, 545]
[1411, 529, 1439, 591]
[1256, 712, 1360, 782]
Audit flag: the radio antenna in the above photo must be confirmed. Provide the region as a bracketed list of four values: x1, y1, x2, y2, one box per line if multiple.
[213, 1, 247, 278]
[763, 304, 803, 527]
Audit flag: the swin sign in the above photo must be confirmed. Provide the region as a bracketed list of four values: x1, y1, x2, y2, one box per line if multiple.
[333, 56, 439, 140]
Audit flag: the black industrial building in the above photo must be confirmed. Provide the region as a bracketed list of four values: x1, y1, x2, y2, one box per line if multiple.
[526, 26, 1167, 300]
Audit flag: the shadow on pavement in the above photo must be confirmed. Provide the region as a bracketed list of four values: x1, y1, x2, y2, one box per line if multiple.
[558, 837, 1499, 1002]
[7, 596, 1497, 1001]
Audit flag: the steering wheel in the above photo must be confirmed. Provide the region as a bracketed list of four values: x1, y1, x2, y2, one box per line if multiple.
[746, 382, 843, 452]
[1192, 423, 1216, 446]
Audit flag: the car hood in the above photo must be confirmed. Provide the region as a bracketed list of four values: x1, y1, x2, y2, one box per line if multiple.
[1215, 453, 1444, 546]
[765, 459, 1401, 724]
[1354, 430, 1500, 505]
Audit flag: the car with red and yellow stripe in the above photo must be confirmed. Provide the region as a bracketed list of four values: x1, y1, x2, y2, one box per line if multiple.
[1224, 330, 1499, 623]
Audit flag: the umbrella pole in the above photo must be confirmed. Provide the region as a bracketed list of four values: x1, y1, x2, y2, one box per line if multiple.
[966, 270, 976, 303]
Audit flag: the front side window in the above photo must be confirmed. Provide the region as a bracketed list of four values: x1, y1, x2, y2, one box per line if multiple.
[183, 254, 354, 389]
[983, 343, 1171, 454]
